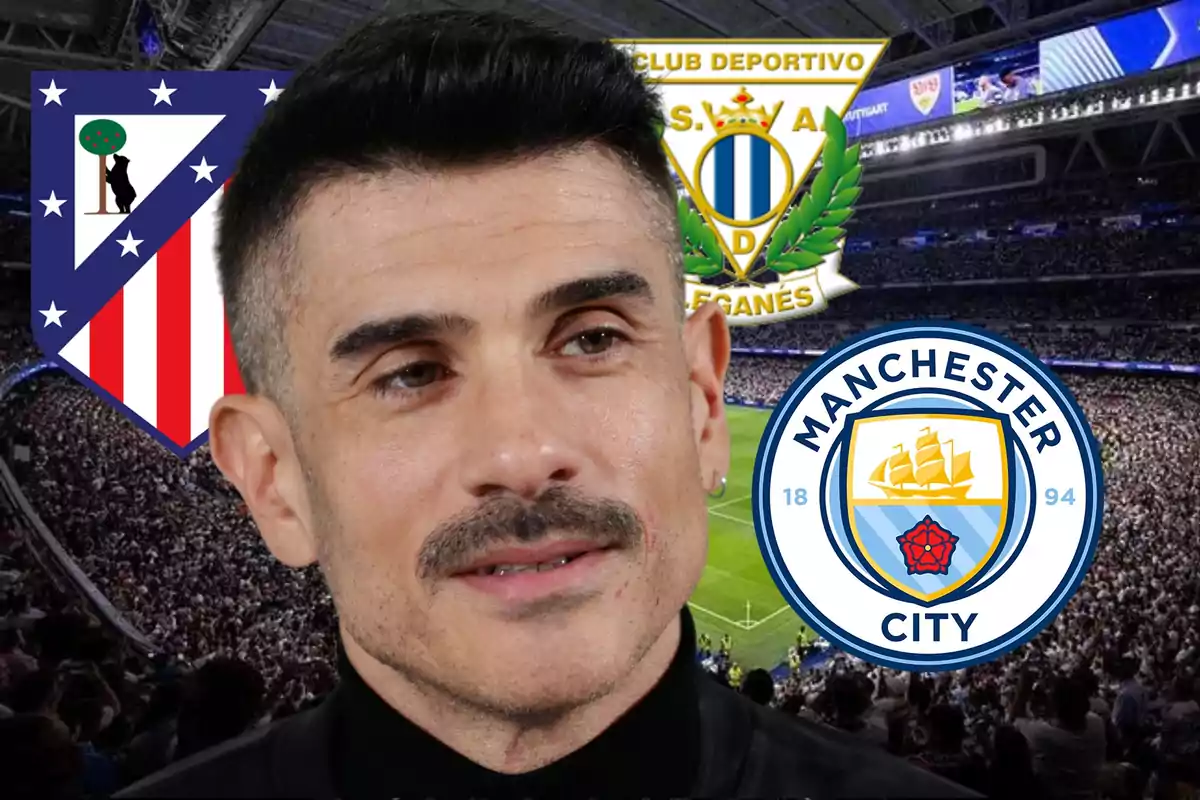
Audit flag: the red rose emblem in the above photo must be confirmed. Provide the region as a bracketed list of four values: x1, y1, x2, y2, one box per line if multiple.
[896, 516, 959, 575]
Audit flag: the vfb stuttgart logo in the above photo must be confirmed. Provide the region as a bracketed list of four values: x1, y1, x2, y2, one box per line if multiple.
[617, 40, 886, 326]
[909, 71, 943, 116]
[752, 323, 1104, 670]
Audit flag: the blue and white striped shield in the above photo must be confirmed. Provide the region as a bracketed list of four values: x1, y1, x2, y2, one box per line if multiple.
[698, 133, 790, 224]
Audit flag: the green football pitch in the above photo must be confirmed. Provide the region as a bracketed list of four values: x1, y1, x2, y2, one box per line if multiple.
[954, 97, 983, 114]
[688, 405, 814, 670]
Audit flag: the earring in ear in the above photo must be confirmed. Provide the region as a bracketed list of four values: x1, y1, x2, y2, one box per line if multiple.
[709, 475, 727, 499]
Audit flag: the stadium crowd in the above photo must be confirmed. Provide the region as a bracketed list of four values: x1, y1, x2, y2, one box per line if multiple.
[852, 164, 1200, 240]
[5, 349, 1200, 797]
[733, 320, 1200, 364]
[4, 150, 1200, 797]
[0, 216, 30, 264]
[0, 500, 303, 798]
[722, 359, 1200, 799]
[1, 378, 339, 702]
[840, 228, 1200, 285]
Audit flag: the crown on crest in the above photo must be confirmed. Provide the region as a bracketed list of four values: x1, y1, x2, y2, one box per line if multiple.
[705, 88, 779, 134]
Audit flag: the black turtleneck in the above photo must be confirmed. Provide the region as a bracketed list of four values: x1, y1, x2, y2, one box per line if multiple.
[331, 609, 703, 800]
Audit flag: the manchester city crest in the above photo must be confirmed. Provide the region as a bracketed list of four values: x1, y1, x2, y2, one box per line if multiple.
[753, 322, 1104, 670]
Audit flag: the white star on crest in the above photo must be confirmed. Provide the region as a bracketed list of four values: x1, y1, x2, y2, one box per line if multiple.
[149, 79, 177, 106]
[40, 80, 67, 106]
[190, 156, 218, 183]
[117, 231, 144, 257]
[39, 301, 67, 328]
[259, 79, 284, 105]
[39, 191, 67, 217]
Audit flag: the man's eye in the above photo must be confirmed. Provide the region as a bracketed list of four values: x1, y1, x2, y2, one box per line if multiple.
[376, 362, 448, 393]
[560, 328, 625, 357]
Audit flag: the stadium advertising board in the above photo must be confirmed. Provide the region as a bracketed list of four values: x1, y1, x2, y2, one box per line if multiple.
[1041, 0, 1200, 93]
[846, 0, 1200, 139]
[843, 68, 953, 139]
[952, 42, 1043, 115]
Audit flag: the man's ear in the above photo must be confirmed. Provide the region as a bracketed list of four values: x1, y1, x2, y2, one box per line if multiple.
[208, 394, 317, 568]
[682, 300, 731, 492]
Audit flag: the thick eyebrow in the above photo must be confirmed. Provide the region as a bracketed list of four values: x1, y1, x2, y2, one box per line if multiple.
[329, 313, 475, 363]
[527, 270, 654, 317]
[329, 270, 653, 364]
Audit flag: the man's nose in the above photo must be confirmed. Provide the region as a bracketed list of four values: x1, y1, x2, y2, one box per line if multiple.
[455, 365, 582, 501]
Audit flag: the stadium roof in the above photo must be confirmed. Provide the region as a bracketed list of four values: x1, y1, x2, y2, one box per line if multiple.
[0, 0, 1171, 144]
[166, 0, 1155, 75]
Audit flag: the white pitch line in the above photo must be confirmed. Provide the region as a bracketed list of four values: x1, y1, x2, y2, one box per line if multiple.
[746, 604, 793, 630]
[688, 602, 750, 629]
[709, 509, 753, 527]
[708, 492, 751, 511]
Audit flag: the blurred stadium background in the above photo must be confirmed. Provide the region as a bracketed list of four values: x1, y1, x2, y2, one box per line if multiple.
[1, 0, 1200, 797]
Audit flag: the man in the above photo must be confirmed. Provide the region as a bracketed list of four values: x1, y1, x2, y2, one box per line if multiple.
[118, 10, 974, 799]
[1011, 670, 1106, 800]
[741, 668, 775, 707]
[907, 704, 987, 793]
[728, 661, 744, 691]
[1110, 655, 1146, 748]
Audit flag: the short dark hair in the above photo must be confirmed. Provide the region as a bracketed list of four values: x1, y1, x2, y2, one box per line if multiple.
[741, 668, 776, 706]
[1051, 673, 1090, 729]
[218, 10, 673, 398]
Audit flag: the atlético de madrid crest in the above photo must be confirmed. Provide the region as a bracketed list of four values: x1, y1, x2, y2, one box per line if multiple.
[30, 71, 287, 458]
[616, 39, 886, 326]
[753, 322, 1104, 670]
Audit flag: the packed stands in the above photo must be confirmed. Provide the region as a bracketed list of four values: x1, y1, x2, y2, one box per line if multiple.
[852, 163, 1200, 240]
[724, 359, 1200, 797]
[1, 378, 338, 704]
[841, 229, 1200, 284]
[4, 34, 1200, 800]
[6, 184, 1200, 797]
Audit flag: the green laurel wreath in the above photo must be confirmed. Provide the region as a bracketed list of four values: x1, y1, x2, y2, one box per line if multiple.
[674, 108, 861, 279]
[679, 194, 726, 277]
[763, 109, 860, 275]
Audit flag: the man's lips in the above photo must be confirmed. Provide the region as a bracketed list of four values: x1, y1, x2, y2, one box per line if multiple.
[451, 544, 618, 604]
[450, 540, 614, 577]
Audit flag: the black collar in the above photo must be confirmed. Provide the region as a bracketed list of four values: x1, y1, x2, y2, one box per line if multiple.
[331, 609, 702, 800]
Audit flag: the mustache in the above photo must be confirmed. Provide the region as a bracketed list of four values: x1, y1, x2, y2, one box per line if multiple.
[417, 485, 644, 580]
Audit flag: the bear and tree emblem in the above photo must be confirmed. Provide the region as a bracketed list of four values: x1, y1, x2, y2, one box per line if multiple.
[79, 118, 138, 214]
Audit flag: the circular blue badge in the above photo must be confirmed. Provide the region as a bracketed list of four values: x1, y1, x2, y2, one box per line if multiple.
[752, 322, 1104, 671]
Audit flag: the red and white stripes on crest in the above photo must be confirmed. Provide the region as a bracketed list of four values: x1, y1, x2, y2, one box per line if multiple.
[59, 180, 245, 447]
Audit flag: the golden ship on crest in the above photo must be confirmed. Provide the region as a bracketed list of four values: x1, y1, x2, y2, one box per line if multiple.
[869, 426, 974, 500]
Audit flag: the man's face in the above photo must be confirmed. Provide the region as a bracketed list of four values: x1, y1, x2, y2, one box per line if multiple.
[273, 148, 728, 715]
